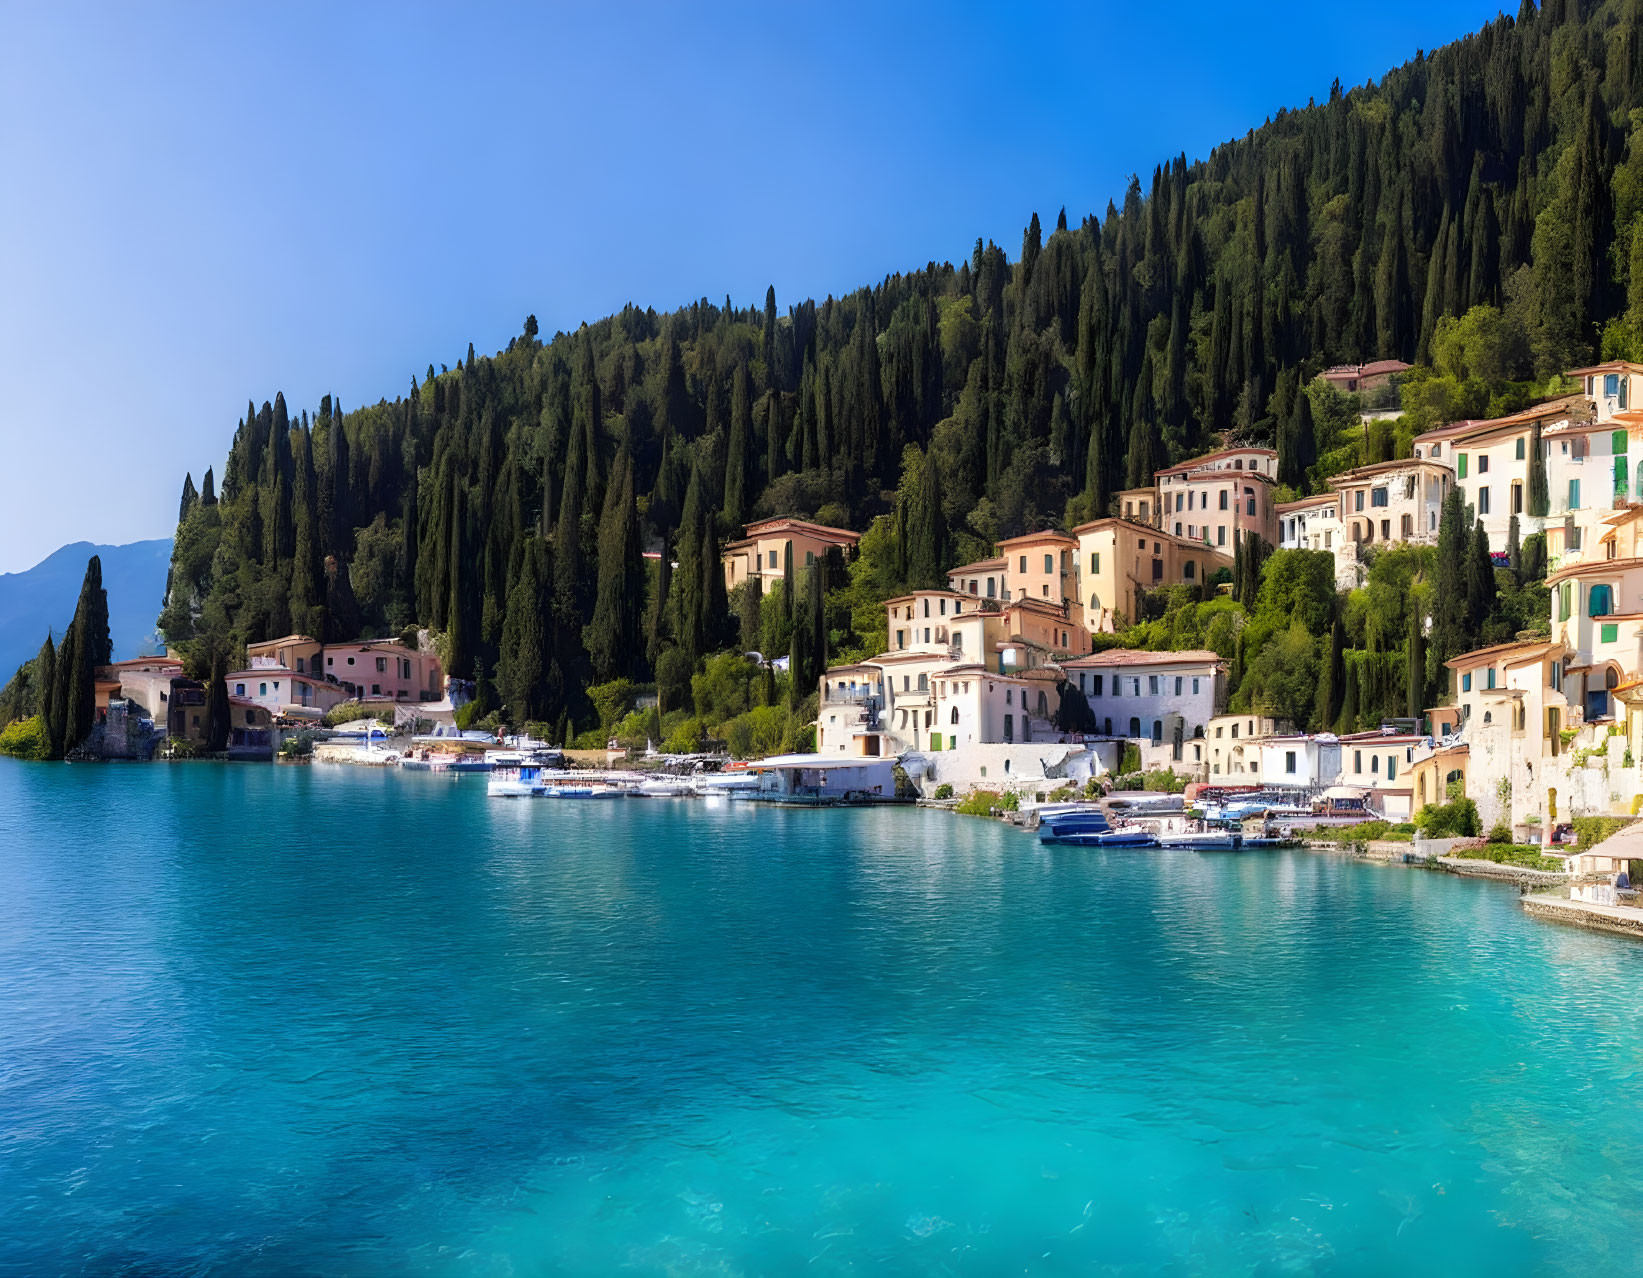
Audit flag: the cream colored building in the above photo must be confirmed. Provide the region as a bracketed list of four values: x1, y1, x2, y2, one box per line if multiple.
[1071, 518, 1234, 630]
[1152, 445, 1279, 551]
[722, 517, 860, 592]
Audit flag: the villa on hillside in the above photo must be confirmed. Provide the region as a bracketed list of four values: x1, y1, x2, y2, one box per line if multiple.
[1318, 359, 1411, 394]
[226, 633, 446, 720]
[720, 517, 860, 592]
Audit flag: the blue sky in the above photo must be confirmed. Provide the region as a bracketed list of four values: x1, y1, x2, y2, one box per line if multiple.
[0, 0, 1506, 573]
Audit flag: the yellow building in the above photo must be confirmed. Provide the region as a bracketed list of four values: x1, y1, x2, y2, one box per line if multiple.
[721, 517, 860, 592]
[1071, 518, 1234, 629]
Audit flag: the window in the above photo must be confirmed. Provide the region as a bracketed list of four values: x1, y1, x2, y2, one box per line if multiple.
[1371, 487, 1388, 507]
[1558, 582, 1572, 622]
[1387, 756, 1396, 780]
[768, 550, 777, 569]
[1478, 455, 1489, 474]
[1044, 553, 1054, 573]
[1515, 437, 1525, 460]
[1219, 490, 1228, 510]
[1005, 688, 1012, 705]
[327, 656, 333, 666]
[1184, 560, 1196, 580]
[1590, 583, 1614, 617]
[295, 657, 304, 672]
[1174, 677, 1183, 695]
[1192, 678, 1200, 694]
[1381, 520, 1390, 541]
[1606, 373, 1621, 398]
[1129, 716, 1141, 737]
[1175, 522, 1183, 537]
[1512, 482, 1523, 514]
[371, 684, 381, 696]
[1354, 750, 1362, 772]
[986, 577, 995, 598]
[1286, 751, 1297, 773]
[1231, 723, 1239, 739]
[1245, 491, 1255, 517]
[376, 656, 387, 673]
[1092, 675, 1104, 696]
[1602, 622, 1619, 644]
[1458, 454, 1468, 478]
[1090, 552, 1100, 574]
[1401, 514, 1413, 537]
[235, 684, 245, 696]
[896, 629, 905, 648]
[1004, 713, 1014, 742]
[805, 550, 815, 566]
[1570, 478, 1581, 509]
[1218, 526, 1227, 546]
[1478, 487, 1490, 515]
[1355, 491, 1364, 512]
[1462, 673, 1471, 692]
[346, 657, 355, 666]
[951, 707, 959, 725]
[1148, 675, 1159, 694]
[1486, 668, 1496, 689]
[1151, 720, 1162, 744]
[259, 682, 267, 696]
[1019, 555, 1027, 573]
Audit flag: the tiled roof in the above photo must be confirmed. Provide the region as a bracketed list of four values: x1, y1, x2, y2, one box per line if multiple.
[1063, 648, 1222, 668]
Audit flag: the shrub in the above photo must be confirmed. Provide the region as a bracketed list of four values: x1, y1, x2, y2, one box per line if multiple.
[934, 783, 954, 800]
[661, 717, 705, 754]
[1451, 842, 1566, 872]
[956, 789, 1006, 816]
[0, 715, 51, 761]
[1486, 821, 1512, 844]
[1119, 742, 1142, 773]
[1573, 816, 1634, 849]
[324, 700, 365, 727]
[1414, 793, 1481, 838]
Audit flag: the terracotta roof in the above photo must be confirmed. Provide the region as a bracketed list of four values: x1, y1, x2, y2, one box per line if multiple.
[1321, 360, 1412, 379]
[881, 589, 972, 606]
[994, 529, 1076, 548]
[1546, 554, 1643, 586]
[1567, 361, 1643, 377]
[1330, 457, 1454, 484]
[1276, 493, 1339, 512]
[247, 633, 320, 648]
[1444, 638, 1559, 670]
[1338, 730, 1425, 743]
[742, 516, 860, 542]
[1154, 445, 1277, 477]
[1063, 648, 1222, 668]
[1067, 516, 1236, 559]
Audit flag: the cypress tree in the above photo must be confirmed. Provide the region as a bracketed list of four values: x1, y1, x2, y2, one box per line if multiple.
[723, 362, 753, 525]
[906, 448, 946, 588]
[739, 575, 763, 653]
[200, 466, 216, 506]
[1527, 421, 1549, 517]
[204, 646, 230, 752]
[587, 455, 642, 683]
[1431, 488, 1468, 668]
[498, 541, 549, 723]
[1466, 519, 1497, 634]
[1317, 616, 1345, 732]
[1337, 653, 1360, 735]
[648, 536, 672, 671]
[1405, 607, 1425, 721]
[178, 473, 199, 523]
[37, 634, 59, 753]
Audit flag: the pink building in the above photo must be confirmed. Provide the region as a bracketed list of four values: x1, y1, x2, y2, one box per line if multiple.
[320, 640, 444, 702]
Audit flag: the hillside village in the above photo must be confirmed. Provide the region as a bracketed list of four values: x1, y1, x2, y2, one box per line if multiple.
[796, 359, 1643, 847]
[57, 358, 1643, 854]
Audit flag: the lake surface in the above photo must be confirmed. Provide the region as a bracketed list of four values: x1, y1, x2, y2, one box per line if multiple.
[4, 762, 1643, 1275]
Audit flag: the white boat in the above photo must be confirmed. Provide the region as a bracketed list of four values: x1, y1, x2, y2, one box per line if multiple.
[636, 778, 695, 797]
[543, 783, 627, 799]
[693, 771, 760, 797]
[488, 764, 547, 797]
[1159, 830, 1244, 851]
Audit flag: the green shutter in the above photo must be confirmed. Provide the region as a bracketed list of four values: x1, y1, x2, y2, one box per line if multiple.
[1458, 454, 1468, 478]
[1602, 623, 1619, 644]
[1615, 430, 1629, 454]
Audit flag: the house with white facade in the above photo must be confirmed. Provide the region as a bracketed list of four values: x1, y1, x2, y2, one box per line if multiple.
[1062, 649, 1224, 751]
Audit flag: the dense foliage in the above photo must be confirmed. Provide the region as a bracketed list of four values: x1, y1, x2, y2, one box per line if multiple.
[0, 556, 111, 758]
[156, 1, 1643, 733]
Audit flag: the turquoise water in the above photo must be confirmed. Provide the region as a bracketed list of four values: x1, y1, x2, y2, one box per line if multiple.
[4, 764, 1643, 1275]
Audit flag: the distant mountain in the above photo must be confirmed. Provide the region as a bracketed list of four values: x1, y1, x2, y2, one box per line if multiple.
[0, 539, 172, 677]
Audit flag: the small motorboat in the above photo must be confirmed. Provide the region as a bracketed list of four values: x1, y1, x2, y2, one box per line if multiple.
[1038, 807, 1156, 848]
[636, 778, 694, 797]
[543, 783, 627, 799]
[488, 764, 547, 797]
[1159, 830, 1244, 851]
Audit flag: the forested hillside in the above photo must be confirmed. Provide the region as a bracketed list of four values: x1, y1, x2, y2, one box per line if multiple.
[158, 0, 1643, 734]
